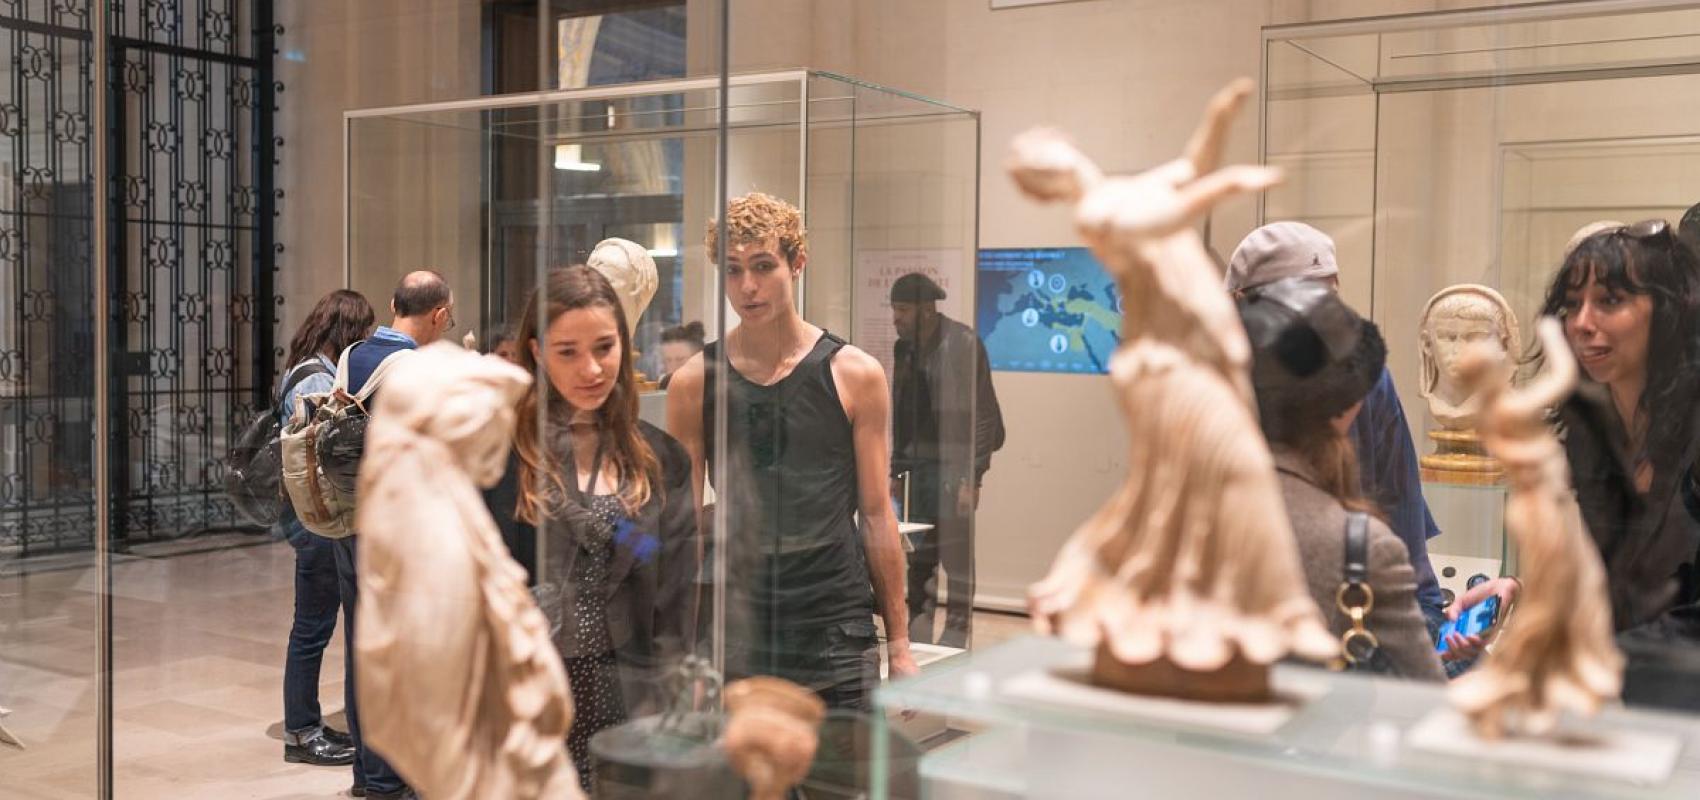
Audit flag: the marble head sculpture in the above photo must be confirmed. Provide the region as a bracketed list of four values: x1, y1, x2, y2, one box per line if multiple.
[1418, 284, 1520, 432]
[356, 343, 583, 800]
[587, 237, 659, 338]
[1010, 79, 1337, 703]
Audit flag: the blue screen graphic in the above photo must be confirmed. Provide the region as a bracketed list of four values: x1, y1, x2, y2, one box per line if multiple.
[976, 247, 1121, 374]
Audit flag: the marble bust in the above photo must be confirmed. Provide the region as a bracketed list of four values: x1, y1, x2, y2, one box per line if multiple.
[1417, 285, 1520, 485]
[1419, 284, 1520, 432]
[586, 237, 658, 338]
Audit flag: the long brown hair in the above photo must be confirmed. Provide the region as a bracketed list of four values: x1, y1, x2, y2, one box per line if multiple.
[513, 265, 659, 523]
[286, 290, 375, 369]
[1275, 424, 1379, 517]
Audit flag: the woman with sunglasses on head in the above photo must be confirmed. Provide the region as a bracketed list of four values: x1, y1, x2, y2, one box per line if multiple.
[483, 265, 697, 789]
[1448, 220, 1700, 687]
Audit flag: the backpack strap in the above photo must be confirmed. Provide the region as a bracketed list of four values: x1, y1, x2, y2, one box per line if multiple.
[325, 342, 413, 415]
[277, 360, 332, 406]
[331, 343, 358, 394]
[352, 349, 413, 407]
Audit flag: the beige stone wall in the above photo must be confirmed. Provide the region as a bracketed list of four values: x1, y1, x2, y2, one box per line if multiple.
[276, 0, 483, 343]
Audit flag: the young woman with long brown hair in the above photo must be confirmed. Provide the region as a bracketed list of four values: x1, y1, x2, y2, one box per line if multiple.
[1239, 277, 1445, 681]
[484, 265, 696, 788]
[278, 289, 374, 769]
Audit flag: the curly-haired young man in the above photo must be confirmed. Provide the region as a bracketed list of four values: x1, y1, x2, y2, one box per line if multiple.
[667, 192, 918, 710]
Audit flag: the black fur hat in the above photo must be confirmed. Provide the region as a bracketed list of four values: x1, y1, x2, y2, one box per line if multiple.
[1237, 277, 1386, 442]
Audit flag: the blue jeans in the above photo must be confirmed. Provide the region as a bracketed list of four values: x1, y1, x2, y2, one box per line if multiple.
[332, 536, 404, 794]
[282, 515, 341, 733]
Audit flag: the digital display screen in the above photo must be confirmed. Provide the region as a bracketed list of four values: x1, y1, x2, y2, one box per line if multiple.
[976, 247, 1122, 374]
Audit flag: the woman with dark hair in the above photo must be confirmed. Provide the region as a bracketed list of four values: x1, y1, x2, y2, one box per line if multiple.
[484, 265, 697, 788]
[1451, 221, 1700, 680]
[657, 320, 706, 388]
[277, 289, 374, 768]
[1240, 277, 1445, 681]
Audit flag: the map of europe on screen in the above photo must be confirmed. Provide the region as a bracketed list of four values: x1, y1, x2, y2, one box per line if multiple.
[976, 247, 1122, 374]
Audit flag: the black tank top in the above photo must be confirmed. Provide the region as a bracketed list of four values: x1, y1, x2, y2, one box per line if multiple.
[704, 331, 874, 629]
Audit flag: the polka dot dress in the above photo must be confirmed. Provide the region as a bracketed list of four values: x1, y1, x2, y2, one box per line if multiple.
[564, 492, 628, 790]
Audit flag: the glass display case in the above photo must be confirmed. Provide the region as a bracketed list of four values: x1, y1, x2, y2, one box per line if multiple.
[875, 635, 1700, 799]
[1261, 1, 1700, 596]
[344, 69, 981, 749]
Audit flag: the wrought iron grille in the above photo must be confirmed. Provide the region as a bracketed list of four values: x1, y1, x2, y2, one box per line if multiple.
[0, 0, 275, 557]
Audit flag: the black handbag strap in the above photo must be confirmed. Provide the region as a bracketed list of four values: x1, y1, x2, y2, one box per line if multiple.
[1344, 511, 1370, 585]
[1338, 511, 1389, 671]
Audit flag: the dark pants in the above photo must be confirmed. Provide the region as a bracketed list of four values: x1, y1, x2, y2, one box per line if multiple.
[332, 536, 404, 794]
[282, 518, 342, 733]
[904, 465, 975, 648]
[730, 618, 881, 712]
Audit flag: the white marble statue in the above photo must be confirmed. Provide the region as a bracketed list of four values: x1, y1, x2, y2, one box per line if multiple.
[1419, 284, 1520, 432]
[1012, 80, 1336, 701]
[1449, 319, 1623, 738]
[355, 343, 583, 799]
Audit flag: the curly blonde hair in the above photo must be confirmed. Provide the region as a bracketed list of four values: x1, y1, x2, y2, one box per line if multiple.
[705, 192, 807, 264]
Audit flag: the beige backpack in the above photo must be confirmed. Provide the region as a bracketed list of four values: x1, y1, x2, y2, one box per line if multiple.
[279, 344, 411, 538]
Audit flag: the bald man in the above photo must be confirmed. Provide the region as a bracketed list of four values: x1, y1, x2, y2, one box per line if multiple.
[346, 270, 455, 395]
[332, 269, 454, 799]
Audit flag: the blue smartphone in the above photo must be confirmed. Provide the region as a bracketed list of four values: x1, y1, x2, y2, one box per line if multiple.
[1435, 595, 1501, 654]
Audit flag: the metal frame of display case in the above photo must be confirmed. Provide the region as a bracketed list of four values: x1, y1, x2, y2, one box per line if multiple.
[340, 68, 977, 299]
[1256, 0, 1700, 244]
[343, 69, 813, 289]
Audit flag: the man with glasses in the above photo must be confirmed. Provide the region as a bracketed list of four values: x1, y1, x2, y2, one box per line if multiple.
[333, 269, 453, 800]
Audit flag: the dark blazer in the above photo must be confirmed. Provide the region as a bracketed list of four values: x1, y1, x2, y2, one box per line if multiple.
[484, 419, 699, 717]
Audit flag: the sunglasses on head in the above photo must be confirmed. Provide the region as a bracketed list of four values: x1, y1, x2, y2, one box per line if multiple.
[1614, 219, 1672, 243]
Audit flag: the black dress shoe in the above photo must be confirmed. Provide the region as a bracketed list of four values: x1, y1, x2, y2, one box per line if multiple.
[349, 785, 365, 798]
[284, 732, 357, 766]
[321, 726, 353, 748]
[364, 788, 416, 800]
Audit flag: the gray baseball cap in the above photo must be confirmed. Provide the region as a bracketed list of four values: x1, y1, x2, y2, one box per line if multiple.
[1226, 221, 1339, 292]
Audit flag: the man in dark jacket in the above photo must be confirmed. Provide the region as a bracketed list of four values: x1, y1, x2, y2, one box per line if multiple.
[890, 272, 1005, 648]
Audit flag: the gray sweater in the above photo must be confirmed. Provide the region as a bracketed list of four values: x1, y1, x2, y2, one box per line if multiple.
[1274, 449, 1445, 682]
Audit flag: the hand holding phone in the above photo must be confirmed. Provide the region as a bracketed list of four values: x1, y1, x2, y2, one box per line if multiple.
[1436, 595, 1501, 656]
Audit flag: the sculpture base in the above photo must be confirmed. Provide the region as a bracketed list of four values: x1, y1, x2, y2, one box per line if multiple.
[1407, 708, 1681, 785]
[1421, 430, 1503, 486]
[1090, 643, 1270, 704]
